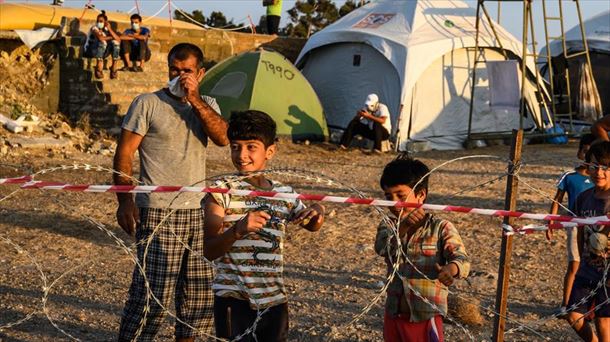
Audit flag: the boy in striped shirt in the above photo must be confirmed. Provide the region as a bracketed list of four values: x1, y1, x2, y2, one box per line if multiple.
[203, 110, 325, 341]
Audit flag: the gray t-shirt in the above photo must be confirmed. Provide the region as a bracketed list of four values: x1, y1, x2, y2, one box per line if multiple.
[122, 89, 221, 209]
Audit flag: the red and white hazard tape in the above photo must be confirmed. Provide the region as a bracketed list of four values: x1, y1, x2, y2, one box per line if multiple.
[0, 175, 32, 184]
[2, 176, 610, 227]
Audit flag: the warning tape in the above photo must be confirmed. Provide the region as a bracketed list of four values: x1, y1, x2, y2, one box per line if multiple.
[2, 176, 610, 226]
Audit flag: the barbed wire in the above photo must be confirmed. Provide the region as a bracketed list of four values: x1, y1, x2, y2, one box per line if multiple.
[1, 155, 609, 341]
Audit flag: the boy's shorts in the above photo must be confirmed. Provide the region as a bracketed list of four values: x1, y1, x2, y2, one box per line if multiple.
[384, 311, 444, 342]
[566, 227, 580, 262]
[567, 276, 610, 317]
[214, 295, 288, 342]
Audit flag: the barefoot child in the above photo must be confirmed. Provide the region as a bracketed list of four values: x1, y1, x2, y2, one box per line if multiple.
[548, 134, 594, 314]
[374, 156, 470, 342]
[203, 110, 325, 341]
[566, 141, 610, 342]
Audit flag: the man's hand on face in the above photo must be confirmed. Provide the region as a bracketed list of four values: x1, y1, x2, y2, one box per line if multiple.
[180, 73, 202, 104]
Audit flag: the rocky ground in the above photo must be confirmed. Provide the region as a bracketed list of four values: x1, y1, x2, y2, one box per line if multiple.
[0, 134, 592, 341]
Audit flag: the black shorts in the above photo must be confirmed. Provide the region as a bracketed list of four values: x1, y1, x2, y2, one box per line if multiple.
[214, 296, 289, 342]
[567, 276, 610, 317]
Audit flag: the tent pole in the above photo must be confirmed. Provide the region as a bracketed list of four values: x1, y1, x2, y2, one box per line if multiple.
[481, 4, 508, 59]
[467, 0, 483, 143]
[575, 0, 598, 119]
[518, 1, 530, 130]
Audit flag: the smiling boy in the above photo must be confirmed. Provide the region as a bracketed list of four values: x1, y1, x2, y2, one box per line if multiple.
[566, 141, 610, 342]
[374, 156, 470, 342]
[203, 110, 325, 341]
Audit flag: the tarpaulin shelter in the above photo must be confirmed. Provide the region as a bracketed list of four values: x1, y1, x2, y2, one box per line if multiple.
[296, 0, 548, 150]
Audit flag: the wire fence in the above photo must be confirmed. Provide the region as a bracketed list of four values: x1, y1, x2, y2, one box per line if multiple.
[1, 151, 609, 341]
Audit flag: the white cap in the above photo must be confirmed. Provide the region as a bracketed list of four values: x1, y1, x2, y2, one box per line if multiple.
[364, 93, 379, 106]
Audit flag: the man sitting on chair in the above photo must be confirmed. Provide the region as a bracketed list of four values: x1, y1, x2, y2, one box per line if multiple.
[340, 94, 392, 153]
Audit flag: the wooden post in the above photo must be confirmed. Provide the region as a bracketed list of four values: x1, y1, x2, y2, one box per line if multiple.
[492, 129, 523, 342]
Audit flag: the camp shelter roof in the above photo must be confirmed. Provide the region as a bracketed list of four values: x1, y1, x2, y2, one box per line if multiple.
[540, 9, 610, 57]
[296, 0, 539, 112]
[0, 3, 202, 31]
[200, 49, 328, 141]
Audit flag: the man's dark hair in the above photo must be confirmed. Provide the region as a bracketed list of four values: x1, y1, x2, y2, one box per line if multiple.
[97, 10, 108, 21]
[579, 133, 595, 151]
[585, 141, 610, 164]
[228, 110, 277, 147]
[380, 155, 430, 196]
[168, 43, 204, 69]
[130, 13, 142, 22]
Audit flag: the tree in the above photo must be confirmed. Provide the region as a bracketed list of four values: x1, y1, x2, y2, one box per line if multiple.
[339, 0, 369, 17]
[207, 11, 232, 28]
[174, 9, 206, 26]
[173, 9, 237, 29]
[286, 0, 339, 38]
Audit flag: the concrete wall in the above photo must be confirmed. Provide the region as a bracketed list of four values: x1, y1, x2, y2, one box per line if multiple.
[1, 18, 306, 128]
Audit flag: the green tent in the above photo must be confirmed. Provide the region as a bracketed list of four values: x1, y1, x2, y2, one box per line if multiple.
[199, 49, 328, 141]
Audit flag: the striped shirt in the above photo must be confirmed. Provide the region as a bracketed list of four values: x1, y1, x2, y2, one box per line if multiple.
[210, 179, 305, 309]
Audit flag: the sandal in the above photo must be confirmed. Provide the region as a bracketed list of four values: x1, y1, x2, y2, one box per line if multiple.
[94, 69, 104, 79]
[110, 69, 118, 79]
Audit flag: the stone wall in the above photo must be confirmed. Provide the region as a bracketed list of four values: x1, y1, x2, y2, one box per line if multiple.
[1, 17, 307, 128]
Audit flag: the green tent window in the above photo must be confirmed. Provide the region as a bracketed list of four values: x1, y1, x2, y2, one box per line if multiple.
[210, 72, 247, 98]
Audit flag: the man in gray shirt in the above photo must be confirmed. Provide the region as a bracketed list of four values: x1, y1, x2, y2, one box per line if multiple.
[113, 43, 228, 342]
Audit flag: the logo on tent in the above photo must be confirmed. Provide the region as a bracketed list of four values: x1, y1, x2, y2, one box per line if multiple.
[353, 13, 395, 29]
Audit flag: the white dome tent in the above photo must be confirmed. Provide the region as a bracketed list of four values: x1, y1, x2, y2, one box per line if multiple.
[296, 0, 549, 150]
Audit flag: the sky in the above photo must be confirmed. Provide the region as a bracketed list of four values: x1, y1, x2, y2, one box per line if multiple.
[7, 0, 610, 50]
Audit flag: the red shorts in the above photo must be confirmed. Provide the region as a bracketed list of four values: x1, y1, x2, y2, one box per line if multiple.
[383, 311, 444, 342]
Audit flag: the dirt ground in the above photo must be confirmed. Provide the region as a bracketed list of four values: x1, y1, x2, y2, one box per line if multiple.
[0, 139, 591, 341]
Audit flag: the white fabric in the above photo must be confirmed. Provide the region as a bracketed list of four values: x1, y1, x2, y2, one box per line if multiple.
[408, 48, 536, 150]
[540, 10, 610, 57]
[361, 103, 392, 133]
[487, 60, 520, 111]
[167, 76, 186, 98]
[578, 62, 603, 122]
[14, 27, 59, 49]
[365, 93, 379, 106]
[297, 0, 546, 150]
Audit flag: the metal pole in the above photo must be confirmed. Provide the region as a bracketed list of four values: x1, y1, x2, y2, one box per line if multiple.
[542, 0, 557, 116]
[575, 0, 599, 119]
[518, 0, 530, 130]
[491, 129, 524, 342]
[481, 3, 508, 59]
[467, 0, 483, 143]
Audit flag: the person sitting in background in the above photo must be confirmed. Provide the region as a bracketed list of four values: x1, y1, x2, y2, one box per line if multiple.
[83, 10, 121, 79]
[340, 93, 392, 153]
[591, 115, 610, 142]
[120, 14, 151, 72]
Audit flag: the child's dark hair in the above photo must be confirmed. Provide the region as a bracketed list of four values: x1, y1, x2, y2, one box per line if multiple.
[97, 10, 107, 21]
[585, 141, 610, 164]
[228, 110, 277, 147]
[579, 133, 595, 151]
[130, 13, 142, 22]
[380, 154, 430, 196]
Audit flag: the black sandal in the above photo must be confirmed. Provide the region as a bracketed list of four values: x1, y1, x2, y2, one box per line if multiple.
[94, 69, 104, 79]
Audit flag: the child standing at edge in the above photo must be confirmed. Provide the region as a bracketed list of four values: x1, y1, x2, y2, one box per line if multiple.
[548, 134, 595, 315]
[566, 141, 610, 342]
[375, 156, 470, 342]
[203, 110, 325, 342]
